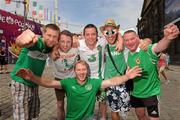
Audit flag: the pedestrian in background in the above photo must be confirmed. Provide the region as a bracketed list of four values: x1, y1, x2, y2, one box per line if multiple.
[0, 46, 8, 73]
[158, 52, 169, 84]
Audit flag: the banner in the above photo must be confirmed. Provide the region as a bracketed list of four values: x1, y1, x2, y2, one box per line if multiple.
[39, 5, 43, 10]
[0, 9, 42, 61]
[46, 8, 48, 20]
[5, 0, 11, 4]
[33, 1, 37, 7]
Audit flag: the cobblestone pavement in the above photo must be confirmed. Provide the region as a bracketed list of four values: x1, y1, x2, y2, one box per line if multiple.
[0, 64, 180, 120]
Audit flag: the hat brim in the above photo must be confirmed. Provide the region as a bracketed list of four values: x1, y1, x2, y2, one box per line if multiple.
[100, 24, 120, 33]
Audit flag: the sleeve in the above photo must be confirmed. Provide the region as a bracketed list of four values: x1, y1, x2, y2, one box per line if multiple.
[147, 44, 160, 63]
[99, 37, 107, 46]
[59, 78, 69, 90]
[28, 42, 38, 51]
[28, 38, 42, 51]
[93, 78, 103, 90]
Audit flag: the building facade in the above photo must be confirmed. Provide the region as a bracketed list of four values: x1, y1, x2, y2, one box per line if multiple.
[137, 0, 180, 64]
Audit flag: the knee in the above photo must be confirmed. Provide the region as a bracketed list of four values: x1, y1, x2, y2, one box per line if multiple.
[111, 112, 120, 120]
[136, 109, 146, 118]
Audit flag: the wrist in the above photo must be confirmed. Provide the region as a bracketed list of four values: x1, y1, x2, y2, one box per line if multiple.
[163, 36, 172, 42]
[125, 74, 130, 80]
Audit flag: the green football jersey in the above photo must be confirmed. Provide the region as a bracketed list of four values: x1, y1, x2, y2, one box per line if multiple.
[60, 77, 102, 120]
[104, 44, 127, 79]
[11, 38, 52, 87]
[127, 44, 160, 98]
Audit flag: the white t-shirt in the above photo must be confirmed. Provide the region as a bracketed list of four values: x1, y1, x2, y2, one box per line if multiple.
[78, 37, 106, 79]
[53, 48, 79, 79]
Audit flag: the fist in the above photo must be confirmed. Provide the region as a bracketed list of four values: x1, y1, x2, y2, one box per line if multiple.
[139, 38, 152, 51]
[16, 29, 38, 47]
[164, 24, 179, 40]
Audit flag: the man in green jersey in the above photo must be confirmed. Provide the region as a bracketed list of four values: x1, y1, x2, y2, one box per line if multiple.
[100, 18, 152, 120]
[16, 60, 142, 120]
[100, 18, 130, 120]
[123, 23, 179, 120]
[10, 24, 60, 120]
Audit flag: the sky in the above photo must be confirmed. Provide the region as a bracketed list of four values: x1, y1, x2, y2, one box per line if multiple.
[58, 0, 144, 33]
[0, 0, 144, 33]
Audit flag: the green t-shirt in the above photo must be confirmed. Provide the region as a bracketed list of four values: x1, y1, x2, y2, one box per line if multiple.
[127, 44, 160, 98]
[60, 77, 102, 120]
[11, 38, 52, 87]
[104, 44, 127, 79]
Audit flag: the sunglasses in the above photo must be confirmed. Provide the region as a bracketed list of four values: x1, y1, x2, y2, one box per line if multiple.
[104, 29, 117, 36]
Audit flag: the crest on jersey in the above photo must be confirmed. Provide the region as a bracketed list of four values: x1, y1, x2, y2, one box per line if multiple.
[85, 84, 92, 91]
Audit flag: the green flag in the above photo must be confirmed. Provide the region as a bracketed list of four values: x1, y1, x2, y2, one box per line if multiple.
[33, 1, 37, 7]
[39, 5, 43, 10]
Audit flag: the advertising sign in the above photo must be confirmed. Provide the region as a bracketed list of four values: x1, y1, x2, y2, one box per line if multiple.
[0, 9, 42, 63]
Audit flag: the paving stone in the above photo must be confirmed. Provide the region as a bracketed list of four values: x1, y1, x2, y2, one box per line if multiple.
[0, 64, 180, 120]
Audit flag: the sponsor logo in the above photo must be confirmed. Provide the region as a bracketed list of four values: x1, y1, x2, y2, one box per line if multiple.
[151, 110, 157, 115]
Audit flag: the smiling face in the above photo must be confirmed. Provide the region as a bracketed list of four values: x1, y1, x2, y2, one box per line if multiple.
[123, 31, 140, 52]
[59, 34, 72, 53]
[103, 26, 118, 45]
[74, 61, 89, 85]
[43, 27, 59, 48]
[83, 24, 98, 50]
[84, 27, 98, 49]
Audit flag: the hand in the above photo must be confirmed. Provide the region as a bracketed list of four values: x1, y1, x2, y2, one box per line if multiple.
[16, 29, 38, 47]
[125, 66, 142, 79]
[50, 45, 60, 61]
[164, 23, 179, 40]
[115, 32, 124, 52]
[16, 68, 34, 80]
[139, 38, 152, 51]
